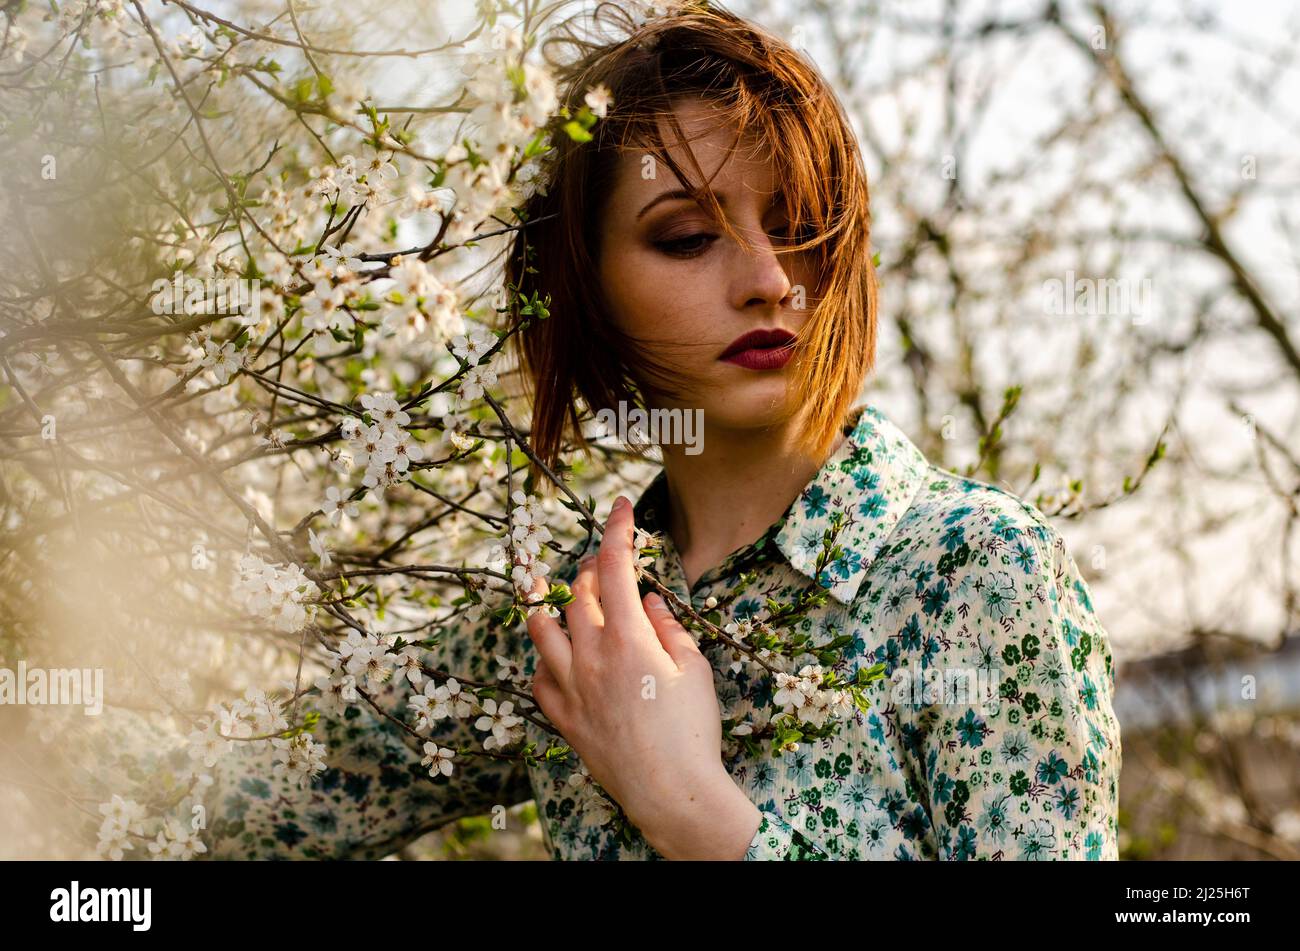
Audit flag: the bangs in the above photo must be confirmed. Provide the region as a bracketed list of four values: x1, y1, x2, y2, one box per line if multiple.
[600, 39, 844, 276]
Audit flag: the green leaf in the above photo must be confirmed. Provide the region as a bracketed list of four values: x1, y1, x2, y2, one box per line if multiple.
[561, 120, 593, 143]
[522, 129, 551, 159]
[543, 583, 576, 607]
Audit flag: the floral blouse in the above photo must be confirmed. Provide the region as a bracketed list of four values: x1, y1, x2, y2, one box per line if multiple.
[66, 402, 1121, 860]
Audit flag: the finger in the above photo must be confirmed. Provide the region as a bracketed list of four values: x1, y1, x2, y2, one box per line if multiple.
[525, 599, 572, 690]
[530, 654, 567, 724]
[642, 591, 702, 668]
[595, 495, 645, 629]
[566, 554, 604, 640]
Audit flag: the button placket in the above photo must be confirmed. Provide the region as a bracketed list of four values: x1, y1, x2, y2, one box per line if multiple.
[637, 507, 690, 605]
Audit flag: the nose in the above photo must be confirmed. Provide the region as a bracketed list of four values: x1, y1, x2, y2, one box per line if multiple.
[729, 228, 795, 313]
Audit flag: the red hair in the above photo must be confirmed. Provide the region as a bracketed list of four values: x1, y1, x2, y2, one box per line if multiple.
[502, 0, 877, 483]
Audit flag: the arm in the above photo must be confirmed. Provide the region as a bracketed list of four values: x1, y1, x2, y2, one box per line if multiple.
[33, 606, 538, 860]
[201, 649, 536, 860]
[905, 518, 1121, 861]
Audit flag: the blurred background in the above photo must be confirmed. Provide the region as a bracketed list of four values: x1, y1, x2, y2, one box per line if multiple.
[1, 0, 1296, 860]
[730, 0, 1300, 860]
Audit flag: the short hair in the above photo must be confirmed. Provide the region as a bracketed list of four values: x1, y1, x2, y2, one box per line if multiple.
[503, 0, 877, 484]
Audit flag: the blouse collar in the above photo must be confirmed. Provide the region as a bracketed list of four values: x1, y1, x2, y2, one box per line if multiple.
[630, 403, 931, 606]
[775, 403, 930, 605]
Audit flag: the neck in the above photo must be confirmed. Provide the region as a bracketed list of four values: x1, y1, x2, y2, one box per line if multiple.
[658, 407, 847, 589]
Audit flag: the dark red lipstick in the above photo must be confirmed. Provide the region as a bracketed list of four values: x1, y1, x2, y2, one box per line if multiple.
[719, 328, 797, 370]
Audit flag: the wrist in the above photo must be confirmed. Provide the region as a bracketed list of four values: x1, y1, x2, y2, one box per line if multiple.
[635, 767, 762, 860]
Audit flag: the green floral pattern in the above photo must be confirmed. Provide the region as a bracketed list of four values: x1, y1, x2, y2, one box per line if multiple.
[66, 402, 1121, 861]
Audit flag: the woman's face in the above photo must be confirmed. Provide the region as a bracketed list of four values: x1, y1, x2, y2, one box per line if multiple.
[596, 97, 820, 434]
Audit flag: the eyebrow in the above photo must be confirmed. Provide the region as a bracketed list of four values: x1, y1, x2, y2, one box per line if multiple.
[636, 188, 722, 221]
[635, 188, 784, 222]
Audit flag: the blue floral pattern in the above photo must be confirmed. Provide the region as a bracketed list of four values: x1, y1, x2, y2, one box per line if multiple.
[62, 403, 1120, 861]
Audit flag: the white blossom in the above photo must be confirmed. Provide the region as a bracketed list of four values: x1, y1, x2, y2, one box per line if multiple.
[300, 278, 350, 333]
[324, 485, 359, 525]
[351, 423, 396, 470]
[771, 664, 842, 728]
[566, 763, 618, 826]
[313, 669, 358, 717]
[450, 324, 497, 366]
[320, 240, 366, 272]
[97, 795, 147, 837]
[360, 391, 410, 428]
[456, 362, 498, 402]
[391, 646, 426, 688]
[474, 697, 524, 751]
[407, 676, 474, 732]
[96, 824, 135, 861]
[420, 742, 457, 778]
[147, 816, 208, 861]
[337, 629, 393, 689]
[187, 720, 232, 770]
[495, 654, 526, 685]
[232, 553, 319, 633]
[584, 84, 613, 118]
[308, 528, 333, 569]
[271, 733, 328, 788]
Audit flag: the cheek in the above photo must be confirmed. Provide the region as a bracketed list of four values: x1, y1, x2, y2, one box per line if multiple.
[601, 246, 717, 343]
[794, 253, 828, 305]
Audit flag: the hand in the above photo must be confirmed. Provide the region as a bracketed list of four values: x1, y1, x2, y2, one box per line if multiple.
[524, 494, 761, 859]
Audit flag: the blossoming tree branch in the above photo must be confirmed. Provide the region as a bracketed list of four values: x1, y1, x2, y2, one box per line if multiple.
[0, 0, 890, 860]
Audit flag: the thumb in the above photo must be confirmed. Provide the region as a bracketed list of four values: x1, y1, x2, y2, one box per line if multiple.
[642, 591, 701, 667]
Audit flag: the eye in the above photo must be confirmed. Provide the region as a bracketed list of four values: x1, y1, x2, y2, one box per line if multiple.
[653, 233, 717, 259]
[772, 220, 817, 252]
[767, 212, 802, 243]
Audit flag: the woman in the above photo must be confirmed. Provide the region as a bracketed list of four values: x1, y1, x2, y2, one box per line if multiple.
[503, 1, 1119, 859]
[60, 0, 1121, 860]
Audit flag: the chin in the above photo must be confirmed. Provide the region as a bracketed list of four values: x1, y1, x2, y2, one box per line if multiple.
[701, 378, 798, 431]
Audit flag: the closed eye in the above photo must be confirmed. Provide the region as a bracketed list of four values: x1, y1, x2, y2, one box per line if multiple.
[653, 233, 717, 259]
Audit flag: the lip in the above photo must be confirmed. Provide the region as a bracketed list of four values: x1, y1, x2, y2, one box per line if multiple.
[719, 328, 797, 370]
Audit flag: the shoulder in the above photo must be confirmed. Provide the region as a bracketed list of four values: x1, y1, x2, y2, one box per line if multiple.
[874, 461, 1108, 653]
[903, 463, 1059, 556]
[886, 461, 1097, 610]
